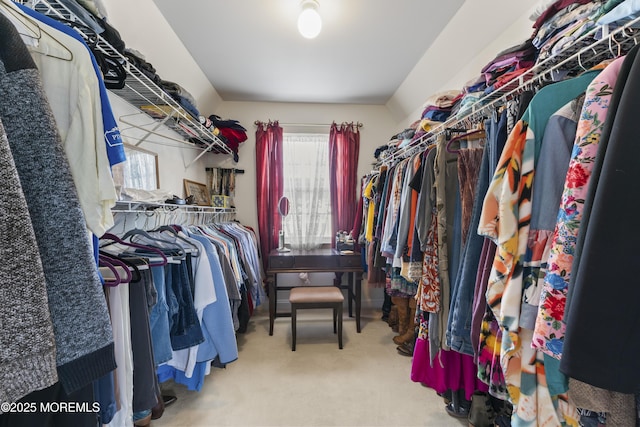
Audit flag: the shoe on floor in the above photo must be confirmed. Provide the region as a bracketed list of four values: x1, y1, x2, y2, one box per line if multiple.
[444, 401, 469, 419]
[396, 340, 415, 357]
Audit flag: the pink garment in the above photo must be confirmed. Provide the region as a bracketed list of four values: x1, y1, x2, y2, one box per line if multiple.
[411, 339, 488, 401]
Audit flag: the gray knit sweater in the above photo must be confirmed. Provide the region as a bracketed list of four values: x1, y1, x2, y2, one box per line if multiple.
[0, 14, 115, 393]
[0, 115, 58, 407]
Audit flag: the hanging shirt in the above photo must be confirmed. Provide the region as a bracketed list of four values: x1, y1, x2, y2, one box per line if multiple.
[12, 3, 118, 236]
[364, 175, 377, 242]
[14, 2, 125, 167]
[477, 69, 599, 426]
[0, 15, 116, 394]
[165, 237, 216, 378]
[534, 56, 624, 358]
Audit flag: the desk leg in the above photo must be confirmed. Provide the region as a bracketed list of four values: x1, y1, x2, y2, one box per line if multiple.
[269, 274, 277, 336]
[355, 272, 362, 333]
[347, 272, 354, 318]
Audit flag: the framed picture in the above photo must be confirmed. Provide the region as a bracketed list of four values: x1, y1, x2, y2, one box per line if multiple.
[184, 179, 210, 206]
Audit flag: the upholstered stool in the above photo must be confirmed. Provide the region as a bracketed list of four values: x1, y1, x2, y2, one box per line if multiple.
[289, 286, 344, 351]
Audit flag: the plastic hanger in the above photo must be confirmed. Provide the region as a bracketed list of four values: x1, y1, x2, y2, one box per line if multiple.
[446, 129, 485, 154]
[113, 254, 144, 283]
[151, 225, 200, 257]
[99, 252, 135, 284]
[100, 232, 168, 267]
[99, 255, 124, 287]
[121, 228, 186, 260]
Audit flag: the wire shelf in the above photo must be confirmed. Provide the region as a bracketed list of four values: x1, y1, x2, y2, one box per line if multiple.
[22, 0, 233, 161]
[381, 15, 640, 166]
[112, 200, 235, 213]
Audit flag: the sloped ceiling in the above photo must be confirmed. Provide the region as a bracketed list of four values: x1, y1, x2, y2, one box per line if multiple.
[153, 0, 465, 104]
[152, 0, 536, 119]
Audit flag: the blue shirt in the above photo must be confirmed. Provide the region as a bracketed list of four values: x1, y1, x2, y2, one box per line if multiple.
[15, 2, 126, 166]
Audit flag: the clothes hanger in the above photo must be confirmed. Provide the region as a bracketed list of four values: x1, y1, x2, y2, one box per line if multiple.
[99, 252, 135, 284]
[0, 0, 40, 39]
[0, 0, 73, 62]
[150, 225, 200, 257]
[121, 228, 186, 260]
[111, 254, 144, 283]
[577, 49, 589, 72]
[105, 254, 133, 283]
[100, 232, 168, 267]
[99, 255, 123, 287]
[446, 129, 485, 154]
[609, 32, 622, 58]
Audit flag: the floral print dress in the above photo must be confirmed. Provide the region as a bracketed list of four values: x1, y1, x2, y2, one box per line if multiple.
[532, 57, 624, 359]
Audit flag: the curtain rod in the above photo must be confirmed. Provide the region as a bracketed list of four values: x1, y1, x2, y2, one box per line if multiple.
[254, 121, 363, 128]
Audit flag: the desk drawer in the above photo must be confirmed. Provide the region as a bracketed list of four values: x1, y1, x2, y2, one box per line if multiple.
[338, 256, 360, 267]
[294, 256, 337, 269]
[269, 256, 294, 269]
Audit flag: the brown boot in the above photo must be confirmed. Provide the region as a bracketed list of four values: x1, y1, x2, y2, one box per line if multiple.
[391, 296, 409, 343]
[151, 391, 165, 420]
[393, 297, 416, 345]
[388, 305, 399, 332]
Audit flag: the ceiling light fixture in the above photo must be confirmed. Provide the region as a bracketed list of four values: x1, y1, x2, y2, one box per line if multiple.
[297, 0, 322, 39]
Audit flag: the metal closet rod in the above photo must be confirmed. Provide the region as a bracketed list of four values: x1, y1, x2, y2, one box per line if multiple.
[380, 16, 640, 167]
[112, 200, 235, 213]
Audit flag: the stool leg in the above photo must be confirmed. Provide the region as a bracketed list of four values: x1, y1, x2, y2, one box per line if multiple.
[291, 304, 297, 351]
[338, 305, 343, 349]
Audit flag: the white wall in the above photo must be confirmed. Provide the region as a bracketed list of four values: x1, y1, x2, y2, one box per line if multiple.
[101, 0, 222, 115]
[206, 101, 395, 308]
[387, 0, 537, 125]
[108, 92, 211, 196]
[400, 3, 541, 125]
[208, 101, 396, 232]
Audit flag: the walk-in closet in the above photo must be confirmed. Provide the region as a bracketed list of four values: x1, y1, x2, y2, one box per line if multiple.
[1, 1, 639, 426]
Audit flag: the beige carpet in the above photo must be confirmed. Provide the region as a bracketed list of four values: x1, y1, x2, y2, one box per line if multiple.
[152, 305, 467, 427]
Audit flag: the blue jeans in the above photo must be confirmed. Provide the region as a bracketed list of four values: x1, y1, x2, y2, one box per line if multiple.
[149, 266, 172, 365]
[165, 261, 204, 351]
[447, 111, 506, 355]
[447, 146, 490, 355]
[93, 374, 116, 424]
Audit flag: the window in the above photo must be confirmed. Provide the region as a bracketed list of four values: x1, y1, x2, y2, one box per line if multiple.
[282, 133, 332, 249]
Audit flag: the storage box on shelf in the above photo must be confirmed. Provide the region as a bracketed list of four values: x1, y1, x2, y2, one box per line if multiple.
[22, 0, 233, 169]
[211, 195, 232, 208]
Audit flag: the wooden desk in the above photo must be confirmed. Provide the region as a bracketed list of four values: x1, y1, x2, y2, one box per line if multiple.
[266, 248, 363, 335]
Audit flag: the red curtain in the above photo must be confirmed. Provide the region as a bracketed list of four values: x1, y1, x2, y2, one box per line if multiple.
[255, 121, 283, 273]
[329, 122, 360, 246]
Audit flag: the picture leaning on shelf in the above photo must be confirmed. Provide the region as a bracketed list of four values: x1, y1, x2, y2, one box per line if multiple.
[184, 179, 210, 206]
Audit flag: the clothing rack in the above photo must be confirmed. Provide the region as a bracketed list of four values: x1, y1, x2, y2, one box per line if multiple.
[112, 200, 234, 213]
[380, 15, 640, 167]
[110, 201, 236, 230]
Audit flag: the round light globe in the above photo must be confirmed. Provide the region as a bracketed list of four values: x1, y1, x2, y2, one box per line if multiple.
[297, 7, 321, 39]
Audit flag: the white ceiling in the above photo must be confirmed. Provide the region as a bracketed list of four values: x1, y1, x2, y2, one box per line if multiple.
[152, 0, 466, 105]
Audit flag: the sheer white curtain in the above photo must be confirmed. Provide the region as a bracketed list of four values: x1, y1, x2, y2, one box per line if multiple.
[282, 133, 331, 249]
